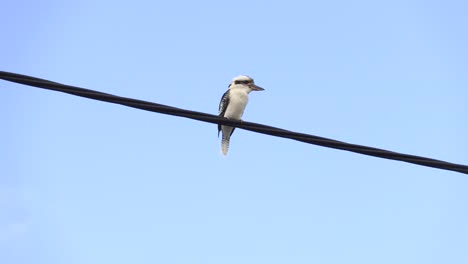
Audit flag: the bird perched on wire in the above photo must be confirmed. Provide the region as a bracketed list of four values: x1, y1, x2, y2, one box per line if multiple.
[218, 75, 265, 155]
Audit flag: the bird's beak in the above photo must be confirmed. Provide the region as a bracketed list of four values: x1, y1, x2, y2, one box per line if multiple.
[250, 84, 265, 91]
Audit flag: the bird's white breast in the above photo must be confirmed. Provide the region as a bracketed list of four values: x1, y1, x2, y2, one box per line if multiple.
[224, 88, 249, 120]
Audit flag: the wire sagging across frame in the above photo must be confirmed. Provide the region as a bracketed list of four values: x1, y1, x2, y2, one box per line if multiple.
[1, 70, 467, 175]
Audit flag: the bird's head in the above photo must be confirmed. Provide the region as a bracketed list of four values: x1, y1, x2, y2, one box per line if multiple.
[228, 75, 265, 92]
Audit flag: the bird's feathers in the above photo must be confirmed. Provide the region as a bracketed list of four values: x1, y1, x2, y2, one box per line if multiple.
[218, 90, 230, 137]
[218, 90, 230, 116]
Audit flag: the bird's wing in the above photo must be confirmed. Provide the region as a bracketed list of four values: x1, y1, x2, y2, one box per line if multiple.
[218, 90, 230, 137]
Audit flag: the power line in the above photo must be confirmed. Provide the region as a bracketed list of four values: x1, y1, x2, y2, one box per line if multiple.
[1, 70, 467, 175]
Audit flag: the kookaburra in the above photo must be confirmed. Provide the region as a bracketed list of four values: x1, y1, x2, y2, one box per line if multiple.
[218, 75, 265, 155]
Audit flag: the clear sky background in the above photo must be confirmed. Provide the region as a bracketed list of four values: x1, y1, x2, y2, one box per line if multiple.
[1, 1, 467, 263]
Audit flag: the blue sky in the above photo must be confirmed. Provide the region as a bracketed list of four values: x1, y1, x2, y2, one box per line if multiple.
[1, 0, 468, 263]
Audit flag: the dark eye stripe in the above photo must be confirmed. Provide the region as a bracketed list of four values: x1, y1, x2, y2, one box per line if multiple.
[234, 80, 251, 85]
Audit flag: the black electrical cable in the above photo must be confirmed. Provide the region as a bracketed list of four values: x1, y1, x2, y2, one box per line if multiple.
[1, 70, 467, 175]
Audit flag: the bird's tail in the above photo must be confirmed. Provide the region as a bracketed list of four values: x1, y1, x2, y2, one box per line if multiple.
[221, 135, 230, 155]
[220, 126, 234, 155]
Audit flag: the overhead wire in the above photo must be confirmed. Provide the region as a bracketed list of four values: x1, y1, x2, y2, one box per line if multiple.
[1, 70, 467, 175]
